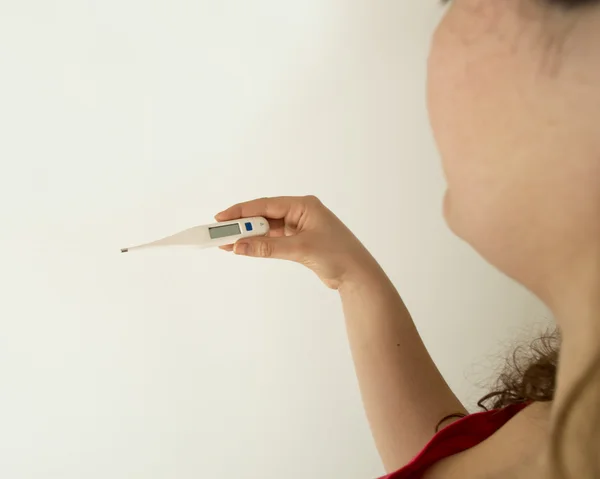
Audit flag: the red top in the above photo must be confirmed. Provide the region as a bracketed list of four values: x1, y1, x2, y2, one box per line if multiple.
[378, 402, 531, 479]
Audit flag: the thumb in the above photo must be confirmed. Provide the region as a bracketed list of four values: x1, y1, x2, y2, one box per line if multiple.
[233, 236, 301, 261]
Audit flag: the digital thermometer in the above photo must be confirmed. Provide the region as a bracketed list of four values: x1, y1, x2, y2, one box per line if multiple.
[120, 217, 270, 253]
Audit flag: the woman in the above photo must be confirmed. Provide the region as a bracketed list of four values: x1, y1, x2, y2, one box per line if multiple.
[216, 1, 600, 477]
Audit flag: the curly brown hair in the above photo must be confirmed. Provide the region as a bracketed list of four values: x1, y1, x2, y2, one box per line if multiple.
[477, 329, 560, 411]
[435, 328, 560, 432]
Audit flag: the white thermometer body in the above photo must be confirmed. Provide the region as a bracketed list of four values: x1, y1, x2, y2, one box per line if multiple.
[121, 217, 270, 253]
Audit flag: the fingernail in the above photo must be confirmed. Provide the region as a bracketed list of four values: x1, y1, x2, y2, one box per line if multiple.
[234, 242, 248, 255]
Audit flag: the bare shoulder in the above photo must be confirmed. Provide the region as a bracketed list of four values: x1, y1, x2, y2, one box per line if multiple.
[423, 402, 552, 479]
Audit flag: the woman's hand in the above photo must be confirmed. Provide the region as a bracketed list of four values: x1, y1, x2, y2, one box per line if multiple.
[215, 195, 375, 289]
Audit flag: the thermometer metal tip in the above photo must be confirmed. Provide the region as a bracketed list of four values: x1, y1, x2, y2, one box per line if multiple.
[121, 248, 129, 253]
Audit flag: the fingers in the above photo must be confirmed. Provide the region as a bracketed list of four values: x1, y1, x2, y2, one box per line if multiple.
[232, 236, 303, 261]
[266, 219, 287, 237]
[219, 244, 234, 252]
[215, 196, 303, 222]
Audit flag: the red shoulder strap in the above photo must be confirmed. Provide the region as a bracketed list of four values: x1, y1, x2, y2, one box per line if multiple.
[380, 402, 531, 479]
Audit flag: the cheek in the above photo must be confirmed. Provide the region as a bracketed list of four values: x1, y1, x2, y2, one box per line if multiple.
[427, 20, 518, 204]
[427, 31, 474, 194]
[427, 25, 511, 236]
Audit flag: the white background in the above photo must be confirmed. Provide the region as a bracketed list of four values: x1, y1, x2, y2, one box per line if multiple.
[0, 2, 551, 478]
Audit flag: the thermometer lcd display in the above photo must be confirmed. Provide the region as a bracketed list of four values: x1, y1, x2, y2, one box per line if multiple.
[209, 223, 241, 239]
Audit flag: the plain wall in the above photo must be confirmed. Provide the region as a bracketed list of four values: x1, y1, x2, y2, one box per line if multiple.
[0, 2, 551, 478]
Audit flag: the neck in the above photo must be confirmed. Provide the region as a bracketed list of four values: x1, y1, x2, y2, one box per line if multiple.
[542, 249, 600, 477]
[553, 302, 600, 416]
[548, 250, 600, 413]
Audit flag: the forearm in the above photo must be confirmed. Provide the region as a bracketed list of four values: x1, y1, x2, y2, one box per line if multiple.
[338, 255, 467, 472]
